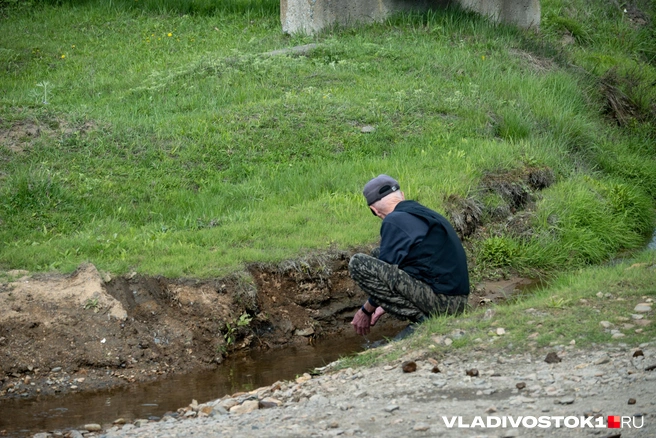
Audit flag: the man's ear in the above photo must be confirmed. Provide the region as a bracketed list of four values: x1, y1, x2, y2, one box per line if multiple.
[370, 206, 380, 217]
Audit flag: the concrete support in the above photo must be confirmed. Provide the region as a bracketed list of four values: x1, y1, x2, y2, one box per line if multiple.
[281, 0, 540, 34]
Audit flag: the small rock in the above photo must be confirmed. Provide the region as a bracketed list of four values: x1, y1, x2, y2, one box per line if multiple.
[496, 327, 506, 336]
[466, 369, 479, 377]
[384, 404, 399, 412]
[50, 367, 62, 373]
[294, 327, 315, 337]
[628, 398, 636, 405]
[634, 303, 652, 313]
[558, 396, 575, 405]
[413, 422, 430, 431]
[612, 333, 626, 339]
[84, 424, 102, 432]
[594, 355, 611, 365]
[113, 418, 126, 424]
[544, 352, 561, 364]
[431, 366, 440, 373]
[516, 382, 526, 390]
[402, 361, 417, 373]
[599, 321, 612, 329]
[219, 398, 239, 410]
[633, 349, 644, 357]
[485, 406, 497, 413]
[230, 400, 259, 414]
[360, 125, 376, 133]
[631, 314, 644, 320]
[444, 337, 453, 346]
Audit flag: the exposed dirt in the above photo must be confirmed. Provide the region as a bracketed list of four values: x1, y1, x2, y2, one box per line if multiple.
[0, 257, 538, 405]
[0, 255, 406, 402]
[0, 112, 97, 154]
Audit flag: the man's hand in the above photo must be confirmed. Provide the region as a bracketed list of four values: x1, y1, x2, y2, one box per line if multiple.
[351, 308, 372, 335]
[370, 306, 385, 326]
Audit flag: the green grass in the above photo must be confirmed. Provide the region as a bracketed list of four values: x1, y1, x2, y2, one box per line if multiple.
[0, 0, 655, 277]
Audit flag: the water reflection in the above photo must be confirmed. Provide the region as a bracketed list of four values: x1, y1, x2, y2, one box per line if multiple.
[0, 327, 400, 437]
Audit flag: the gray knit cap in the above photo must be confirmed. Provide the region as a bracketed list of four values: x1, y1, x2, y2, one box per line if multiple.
[363, 174, 400, 206]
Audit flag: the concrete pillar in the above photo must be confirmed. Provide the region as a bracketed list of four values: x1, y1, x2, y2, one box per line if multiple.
[281, 0, 540, 34]
[458, 0, 540, 29]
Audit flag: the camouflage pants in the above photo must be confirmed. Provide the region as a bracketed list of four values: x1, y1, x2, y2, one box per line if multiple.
[349, 253, 468, 323]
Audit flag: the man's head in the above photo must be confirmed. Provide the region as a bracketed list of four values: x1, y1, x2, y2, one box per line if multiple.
[363, 174, 405, 219]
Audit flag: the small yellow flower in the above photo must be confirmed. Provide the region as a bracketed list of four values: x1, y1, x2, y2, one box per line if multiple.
[481, 55, 486, 60]
[71, 45, 76, 48]
[61, 54, 65, 59]
[167, 32, 172, 37]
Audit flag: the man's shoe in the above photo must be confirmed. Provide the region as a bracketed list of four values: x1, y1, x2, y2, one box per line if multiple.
[393, 323, 418, 341]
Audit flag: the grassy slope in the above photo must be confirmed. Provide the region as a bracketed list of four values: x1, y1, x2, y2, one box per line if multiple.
[0, 0, 655, 279]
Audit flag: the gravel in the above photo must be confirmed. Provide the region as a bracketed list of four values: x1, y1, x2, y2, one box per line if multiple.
[73, 342, 656, 438]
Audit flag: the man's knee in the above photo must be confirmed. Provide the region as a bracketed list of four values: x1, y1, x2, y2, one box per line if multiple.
[348, 253, 371, 276]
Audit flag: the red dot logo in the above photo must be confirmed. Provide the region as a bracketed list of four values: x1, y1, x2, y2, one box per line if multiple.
[608, 416, 621, 429]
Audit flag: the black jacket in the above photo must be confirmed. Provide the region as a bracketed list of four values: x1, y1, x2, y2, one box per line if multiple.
[393, 200, 470, 296]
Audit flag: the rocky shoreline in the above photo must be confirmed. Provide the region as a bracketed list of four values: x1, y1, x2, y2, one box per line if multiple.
[31, 340, 656, 438]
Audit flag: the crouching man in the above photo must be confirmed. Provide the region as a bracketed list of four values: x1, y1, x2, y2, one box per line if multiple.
[350, 174, 470, 339]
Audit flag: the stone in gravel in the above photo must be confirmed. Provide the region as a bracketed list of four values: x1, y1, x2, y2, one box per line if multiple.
[636, 319, 652, 326]
[69, 431, 84, 438]
[628, 398, 636, 404]
[599, 321, 612, 328]
[33, 434, 49, 438]
[199, 405, 214, 416]
[219, 398, 239, 410]
[516, 382, 526, 390]
[230, 399, 259, 414]
[612, 333, 626, 339]
[496, 327, 506, 335]
[631, 314, 644, 320]
[384, 365, 395, 371]
[594, 355, 611, 365]
[113, 418, 126, 424]
[384, 404, 400, 412]
[444, 338, 453, 346]
[558, 396, 575, 405]
[402, 361, 417, 373]
[545, 352, 561, 363]
[308, 394, 329, 406]
[84, 424, 102, 431]
[502, 429, 520, 437]
[184, 410, 197, 417]
[413, 422, 430, 431]
[633, 349, 644, 357]
[485, 406, 497, 413]
[466, 368, 479, 377]
[361, 125, 376, 133]
[431, 366, 441, 373]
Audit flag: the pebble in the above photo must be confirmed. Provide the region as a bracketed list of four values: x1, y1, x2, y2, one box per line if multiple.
[84, 423, 102, 431]
[412, 422, 430, 431]
[558, 396, 575, 405]
[634, 303, 652, 313]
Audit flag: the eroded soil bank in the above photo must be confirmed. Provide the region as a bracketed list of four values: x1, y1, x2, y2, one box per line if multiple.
[0, 252, 403, 402]
[0, 251, 532, 406]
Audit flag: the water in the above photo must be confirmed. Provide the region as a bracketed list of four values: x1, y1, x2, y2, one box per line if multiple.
[648, 229, 656, 251]
[0, 328, 399, 437]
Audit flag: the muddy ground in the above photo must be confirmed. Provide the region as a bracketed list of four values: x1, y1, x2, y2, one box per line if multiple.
[0, 252, 534, 405]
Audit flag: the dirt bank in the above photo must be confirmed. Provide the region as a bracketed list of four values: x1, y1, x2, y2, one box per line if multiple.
[0, 251, 532, 405]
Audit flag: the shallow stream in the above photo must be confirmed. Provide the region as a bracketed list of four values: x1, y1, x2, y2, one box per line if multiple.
[0, 327, 399, 437]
